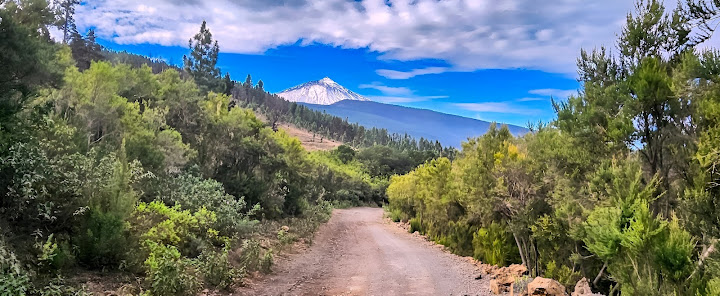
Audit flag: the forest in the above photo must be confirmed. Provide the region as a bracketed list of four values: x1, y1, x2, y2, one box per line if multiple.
[386, 0, 720, 295]
[0, 0, 443, 295]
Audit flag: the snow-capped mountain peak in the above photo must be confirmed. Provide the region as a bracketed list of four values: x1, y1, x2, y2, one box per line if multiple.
[277, 77, 370, 105]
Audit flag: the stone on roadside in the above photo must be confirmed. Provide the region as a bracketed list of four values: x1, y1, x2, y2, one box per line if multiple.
[526, 277, 567, 296]
[571, 277, 604, 296]
[488, 264, 529, 294]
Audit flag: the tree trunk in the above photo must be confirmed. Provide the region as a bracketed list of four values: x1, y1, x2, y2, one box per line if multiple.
[593, 261, 607, 286]
[513, 232, 527, 267]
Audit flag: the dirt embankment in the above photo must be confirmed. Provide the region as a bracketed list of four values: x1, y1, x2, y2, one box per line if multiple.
[239, 208, 492, 296]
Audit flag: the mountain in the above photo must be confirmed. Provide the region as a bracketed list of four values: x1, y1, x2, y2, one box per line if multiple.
[301, 100, 528, 148]
[277, 77, 370, 105]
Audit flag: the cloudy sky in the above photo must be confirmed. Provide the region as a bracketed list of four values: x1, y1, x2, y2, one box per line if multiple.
[75, 0, 640, 126]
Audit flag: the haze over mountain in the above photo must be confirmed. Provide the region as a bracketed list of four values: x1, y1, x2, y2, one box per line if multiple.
[275, 78, 527, 147]
[277, 77, 370, 105]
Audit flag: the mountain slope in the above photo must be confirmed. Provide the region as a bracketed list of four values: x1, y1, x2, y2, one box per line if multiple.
[301, 100, 528, 148]
[277, 77, 370, 105]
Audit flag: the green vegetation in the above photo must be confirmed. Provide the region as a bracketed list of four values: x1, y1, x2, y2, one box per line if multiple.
[386, 1, 720, 294]
[0, 1, 425, 294]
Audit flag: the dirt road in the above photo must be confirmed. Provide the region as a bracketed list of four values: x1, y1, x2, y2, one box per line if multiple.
[240, 207, 492, 296]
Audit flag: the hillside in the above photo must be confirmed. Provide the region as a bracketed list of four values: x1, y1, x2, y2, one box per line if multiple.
[254, 112, 342, 151]
[301, 100, 528, 148]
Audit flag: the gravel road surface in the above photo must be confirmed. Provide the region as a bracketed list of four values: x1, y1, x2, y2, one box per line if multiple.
[240, 207, 492, 296]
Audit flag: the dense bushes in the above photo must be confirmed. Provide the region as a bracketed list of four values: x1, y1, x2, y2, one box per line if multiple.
[386, 1, 720, 294]
[0, 3, 384, 294]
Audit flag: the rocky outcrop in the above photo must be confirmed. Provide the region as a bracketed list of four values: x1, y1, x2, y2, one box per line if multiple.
[489, 264, 529, 294]
[526, 277, 567, 296]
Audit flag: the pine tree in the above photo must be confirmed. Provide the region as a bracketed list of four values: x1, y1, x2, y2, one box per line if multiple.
[56, 0, 80, 44]
[244, 74, 253, 88]
[222, 73, 234, 95]
[183, 21, 222, 94]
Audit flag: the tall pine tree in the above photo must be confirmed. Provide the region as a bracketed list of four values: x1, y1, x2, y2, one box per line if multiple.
[183, 21, 222, 94]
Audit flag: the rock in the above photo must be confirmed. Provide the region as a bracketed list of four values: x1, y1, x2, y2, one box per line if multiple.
[506, 264, 529, 276]
[572, 278, 593, 296]
[280, 225, 290, 232]
[527, 277, 567, 296]
[490, 278, 510, 294]
[488, 264, 528, 294]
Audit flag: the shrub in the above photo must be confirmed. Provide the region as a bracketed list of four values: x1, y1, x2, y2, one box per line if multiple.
[277, 227, 297, 245]
[164, 173, 256, 236]
[238, 239, 262, 272]
[388, 208, 407, 222]
[76, 209, 127, 268]
[37, 234, 73, 273]
[0, 242, 31, 296]
[198, 247, 238, 290]
[131, 201, 220, 259]
[144, 243, 201, 296]
[544, 260, 581, 289]
[409, 217, 423, 233]
[33, 277, 93, 296]
[472, 222, 515, 266]
[261, 250, 274, 274]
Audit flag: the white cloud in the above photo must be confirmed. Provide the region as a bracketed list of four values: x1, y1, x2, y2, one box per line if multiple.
[359, 81, 446, 103]
[369, 95, 447, 104]
[516, 97, 546, 102]
[358, 83, 413, 96]
[454, 102, 537, 114]
[76, 0, 635, 74]
[528, 88, 577, 98]
[376, 67, 451, 79]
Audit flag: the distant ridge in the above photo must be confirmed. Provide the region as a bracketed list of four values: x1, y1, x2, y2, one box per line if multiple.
[301, 100, 528, 148]
[277, 77, 370, 105]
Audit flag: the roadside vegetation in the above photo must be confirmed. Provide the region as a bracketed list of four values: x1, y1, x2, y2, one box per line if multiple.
[387, 1, 720, 295]
[0, 1, 443, 295]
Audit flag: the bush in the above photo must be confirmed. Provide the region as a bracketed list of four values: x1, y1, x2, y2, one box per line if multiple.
[144, 243, 201, 296]
[544, 260, 581, 289]
[238, 239, 262, 272]
[409, 217, 423, 233]
[472, 222, 515, 266]
[0, 242, 31, 296]
[131, 201, 220, 259]
[76, 209, 127, 268]
[388, 208, 408, 222]
[198, 247, 238, 290]
[261, 250, 273, 274]
[164, 173, 256, 236]
[277, 227, 297, 245]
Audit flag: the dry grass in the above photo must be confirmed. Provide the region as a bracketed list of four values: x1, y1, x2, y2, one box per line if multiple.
[277, 123, 342, 151]
[254, 112, 342, 151]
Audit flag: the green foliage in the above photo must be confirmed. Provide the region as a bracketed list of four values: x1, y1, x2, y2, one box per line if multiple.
[0, 241, 31, 296]
[75, 209, 127, 268]
[164, 173, 255, 236]
[333, 145, 356, 164]
[238, 239, 262, 272]
[183, 21, 222, 94]
[544, 260, 581, 290]
[144, 243, 201, 296]
[261, 250, 274, 274]
[409, 217, 423, 234]
[197, 247, 238, 290]
[473, 222, 516, 266]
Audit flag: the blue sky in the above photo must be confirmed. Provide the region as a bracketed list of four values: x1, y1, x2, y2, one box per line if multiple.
[76, 0, 641, 127]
